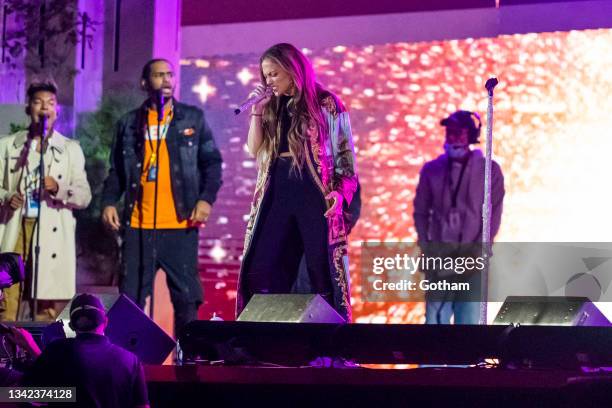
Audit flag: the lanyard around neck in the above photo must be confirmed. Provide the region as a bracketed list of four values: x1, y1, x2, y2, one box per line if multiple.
[448, 158, 469, 208]
[145, 108, 173, 155]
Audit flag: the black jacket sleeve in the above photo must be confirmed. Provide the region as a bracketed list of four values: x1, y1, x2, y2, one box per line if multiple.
[196, 109, 223, 205]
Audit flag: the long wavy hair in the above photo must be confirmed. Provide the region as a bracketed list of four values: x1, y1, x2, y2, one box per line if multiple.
[258, 43, 328, 171]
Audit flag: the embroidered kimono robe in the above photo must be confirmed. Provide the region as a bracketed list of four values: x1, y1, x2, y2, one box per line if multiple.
[237, 94, 358, 321]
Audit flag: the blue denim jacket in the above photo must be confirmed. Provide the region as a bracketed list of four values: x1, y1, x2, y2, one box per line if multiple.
[101, 100, 223, 224]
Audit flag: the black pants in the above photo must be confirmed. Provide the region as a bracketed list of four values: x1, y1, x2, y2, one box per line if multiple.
[121, 227, 201, 337]
[245, 157, 332, 304]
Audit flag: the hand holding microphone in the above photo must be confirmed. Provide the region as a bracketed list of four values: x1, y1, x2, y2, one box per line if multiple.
[234, 85, 272, 115]
[29, 112, 50, 141]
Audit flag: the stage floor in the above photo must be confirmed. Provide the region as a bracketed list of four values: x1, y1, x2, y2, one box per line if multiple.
[145, 365, 612, 407]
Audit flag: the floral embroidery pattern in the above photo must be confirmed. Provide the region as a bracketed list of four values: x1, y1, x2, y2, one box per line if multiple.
[333, 244, 352, 320]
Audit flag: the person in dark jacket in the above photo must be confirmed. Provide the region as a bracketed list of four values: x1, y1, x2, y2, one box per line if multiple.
[101, 59, 223, 336]
[22, 293, 149, 408]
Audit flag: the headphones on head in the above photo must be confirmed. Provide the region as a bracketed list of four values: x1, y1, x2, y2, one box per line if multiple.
[443, 110, 482, 144]
[466, 111, 482, 144]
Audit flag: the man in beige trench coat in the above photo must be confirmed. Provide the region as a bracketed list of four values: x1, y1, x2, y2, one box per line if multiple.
[0, 80, 91, 321]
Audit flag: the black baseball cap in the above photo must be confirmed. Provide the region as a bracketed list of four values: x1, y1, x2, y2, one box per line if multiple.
[440, 110, 482, 143]
[440, 110, 477, 129]
[70, 293, 106, 330]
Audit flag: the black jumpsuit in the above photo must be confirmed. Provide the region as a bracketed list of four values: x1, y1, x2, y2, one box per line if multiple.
[245, 98, 332, 303]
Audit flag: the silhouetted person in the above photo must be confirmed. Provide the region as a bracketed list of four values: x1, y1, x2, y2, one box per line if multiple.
[23, 293, 150, 407]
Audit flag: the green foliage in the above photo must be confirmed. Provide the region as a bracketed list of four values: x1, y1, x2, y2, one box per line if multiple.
[9, 122, 27, 134]
[3, 0, 99, 78]
[74, 88, 141, 286]
[76, 87, 142, 219]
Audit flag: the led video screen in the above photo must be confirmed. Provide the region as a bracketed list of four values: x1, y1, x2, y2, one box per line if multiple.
[180, 28, 612, 322]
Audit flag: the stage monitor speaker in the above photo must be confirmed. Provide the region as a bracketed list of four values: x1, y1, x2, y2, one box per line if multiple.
[493, 296, 611, 326]
[58, 293, 176, 364]
[237, 294, 345, 323]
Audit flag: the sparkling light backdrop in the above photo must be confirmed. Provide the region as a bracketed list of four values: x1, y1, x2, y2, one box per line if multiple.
[181, 29, 612, 322]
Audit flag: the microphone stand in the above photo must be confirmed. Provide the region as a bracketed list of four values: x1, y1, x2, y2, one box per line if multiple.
[479, 77, 499, 325]
[150, 93, 165, 320]
[32, 116, 48, 321]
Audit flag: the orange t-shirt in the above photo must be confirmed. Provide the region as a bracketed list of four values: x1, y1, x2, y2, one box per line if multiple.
[130, 106, 189, 229]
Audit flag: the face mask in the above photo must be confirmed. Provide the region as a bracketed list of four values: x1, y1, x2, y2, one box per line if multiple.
[444, 143, 469, 159]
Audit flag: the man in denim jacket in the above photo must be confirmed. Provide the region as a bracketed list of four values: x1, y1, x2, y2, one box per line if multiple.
[101, 59, 222, 336]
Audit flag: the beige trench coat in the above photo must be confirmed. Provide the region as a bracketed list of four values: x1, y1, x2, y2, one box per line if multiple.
[0, 130, 91, 299]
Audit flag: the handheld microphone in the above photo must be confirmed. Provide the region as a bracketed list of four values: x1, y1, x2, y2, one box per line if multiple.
[234, 87, 273, 115]
[40, 113, 49, 139]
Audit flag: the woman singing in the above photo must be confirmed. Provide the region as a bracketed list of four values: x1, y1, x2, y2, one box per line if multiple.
[237, 43, 358, 321]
